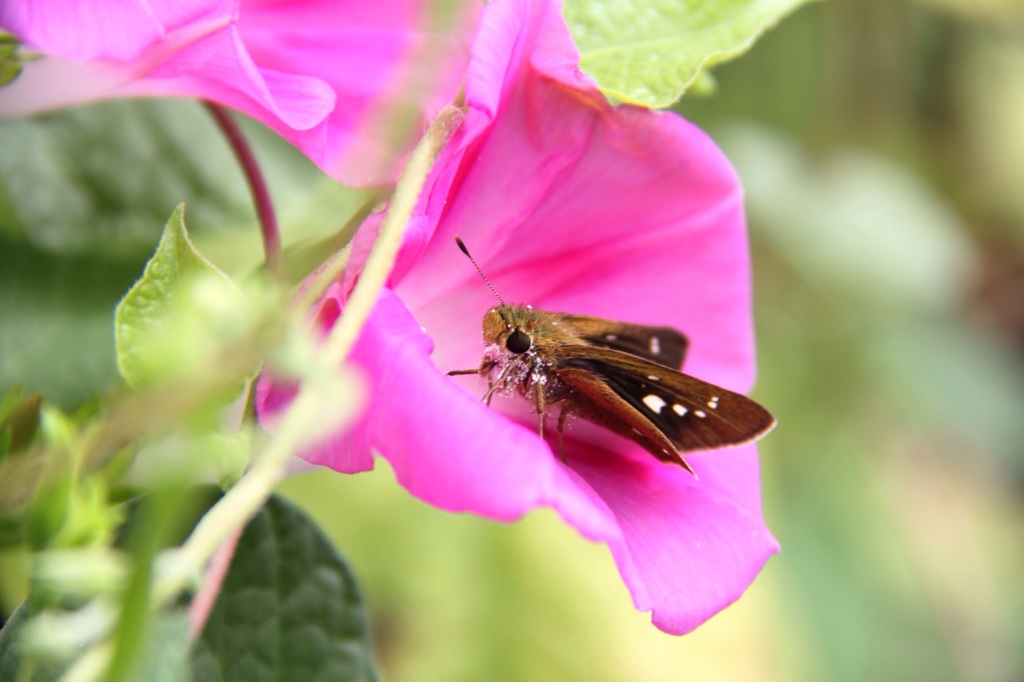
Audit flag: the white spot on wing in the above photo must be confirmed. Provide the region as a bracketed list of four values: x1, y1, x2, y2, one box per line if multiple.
[642, 394, 667, 414]
[605, 334, 618, 341]
[646, 374, 660, 381]
[649, 336, 661, 355]
[672, 404, 687, 416]
[695, 410, 706, 418]
[707, 395, 719, 409]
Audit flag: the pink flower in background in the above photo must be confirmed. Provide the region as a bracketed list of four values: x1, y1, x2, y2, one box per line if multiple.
[259, 0, 778, 635]
[0, 0, 480, 186]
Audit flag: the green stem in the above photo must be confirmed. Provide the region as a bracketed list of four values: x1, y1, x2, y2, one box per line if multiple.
[292, 241, 354, 313]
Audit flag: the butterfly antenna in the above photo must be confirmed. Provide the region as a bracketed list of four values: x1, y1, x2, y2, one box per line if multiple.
[455, 236, 505, 306]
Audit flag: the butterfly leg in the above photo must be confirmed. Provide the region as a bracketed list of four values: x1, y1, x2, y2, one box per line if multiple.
[450, 360, 510, 406]
[533, 380, 546, 439]
[448, 367, 484, 400]
[555, 403, 572, 463]
[482, 362, 513, 406]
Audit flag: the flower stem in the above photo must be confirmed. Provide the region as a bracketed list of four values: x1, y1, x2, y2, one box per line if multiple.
[205, 102, 286, 284]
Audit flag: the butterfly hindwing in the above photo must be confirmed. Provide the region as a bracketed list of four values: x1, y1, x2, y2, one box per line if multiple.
[555, 347, 775, 465]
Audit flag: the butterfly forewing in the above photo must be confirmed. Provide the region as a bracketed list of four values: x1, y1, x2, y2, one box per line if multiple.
[560, 314, 688, 369]
[557, 347, 775, 462]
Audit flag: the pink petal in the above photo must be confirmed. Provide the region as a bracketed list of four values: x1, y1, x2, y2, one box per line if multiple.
[255, 288, 375, 474]
[567, 440, 778, 634]
[0, 0, 480, 186]
[234, 0, 480, 184]
[129, 25, 335, 132]
[0, 0, 233, 62]
[0, 57, 125, 116]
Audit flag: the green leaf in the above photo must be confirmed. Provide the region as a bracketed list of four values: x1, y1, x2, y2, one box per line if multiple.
[114, 205, 240, 388]
[0, 389, 42, 459]
[0, 235, 146, 408]
[192, 495, 379, 682]
[22, 408, 122, 551]
[0, 601, 192, 682]
[142, 611, 194, 682]
[0, 99, 368, 404]
[0, 32, 28, 88]
[0, 99, 252, 406]
[0, 604, 64, 682]
[0, 100, 255, 252]
[0, 488, 219, 680]
[0, 98, 362, 268]
[565, 0, 815, 108]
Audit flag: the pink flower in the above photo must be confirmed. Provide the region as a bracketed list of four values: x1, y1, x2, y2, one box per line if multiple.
[0, 0, 480, 186]
[259, 0, 778, 634]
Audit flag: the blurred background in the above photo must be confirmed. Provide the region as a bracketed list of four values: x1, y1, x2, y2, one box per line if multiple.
[2, 0, 1023, 680]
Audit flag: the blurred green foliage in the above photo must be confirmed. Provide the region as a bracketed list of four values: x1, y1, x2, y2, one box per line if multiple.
[1, 0, 1023, 680]
[694, 1, 1024, 679]
[0, 98, 374, 676]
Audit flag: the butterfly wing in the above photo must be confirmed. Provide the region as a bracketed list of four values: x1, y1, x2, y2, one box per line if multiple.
[558, 314, 688, 370]
[556, 347, 775, 469]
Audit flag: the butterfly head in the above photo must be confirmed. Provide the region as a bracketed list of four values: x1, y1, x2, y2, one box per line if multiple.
[483, 305, 537, 355]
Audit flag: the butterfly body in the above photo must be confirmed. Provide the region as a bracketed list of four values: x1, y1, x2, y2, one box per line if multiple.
[454, 303, 776, 473]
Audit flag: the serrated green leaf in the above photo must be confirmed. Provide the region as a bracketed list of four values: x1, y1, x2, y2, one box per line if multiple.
[114, 205, 239, 388]
[565, 0, 814, 108]
[192, 495, 379, 682]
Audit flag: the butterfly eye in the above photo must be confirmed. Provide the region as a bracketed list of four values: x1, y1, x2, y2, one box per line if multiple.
[506, 329, 532, 354]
